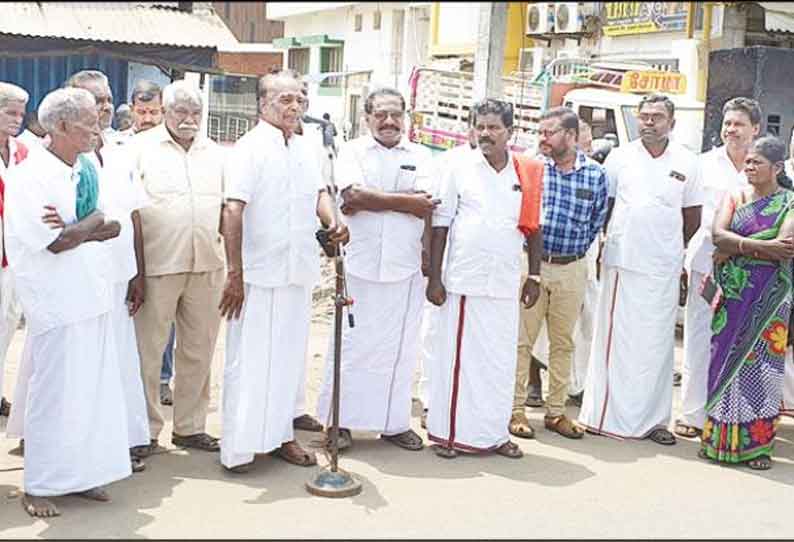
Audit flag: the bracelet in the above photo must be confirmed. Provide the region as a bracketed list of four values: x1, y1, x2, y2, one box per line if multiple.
[739, 238, 745, 255]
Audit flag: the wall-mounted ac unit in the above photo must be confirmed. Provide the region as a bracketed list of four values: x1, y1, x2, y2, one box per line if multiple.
[526, 3, 554, 34]
[557, 49, 581, 60]
[519, 47, 549, 76]
[554, 2, 590, 33]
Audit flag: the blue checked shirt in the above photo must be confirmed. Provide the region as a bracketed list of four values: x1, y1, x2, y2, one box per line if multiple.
[540, 151, 608, 256]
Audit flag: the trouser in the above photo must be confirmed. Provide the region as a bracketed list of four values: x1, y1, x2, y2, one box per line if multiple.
[134, 269, 224, 440]
[514, 258, 587, 418]
[161, 323, 176, 383]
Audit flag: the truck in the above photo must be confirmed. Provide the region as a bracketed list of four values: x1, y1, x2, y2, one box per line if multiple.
[407, 58, 705, 155]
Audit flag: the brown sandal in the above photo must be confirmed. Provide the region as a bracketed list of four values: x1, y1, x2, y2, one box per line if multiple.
[271, 440, 317, 467]
[673, 422, 702, 439]
[509, 412, 536, 439]
[495, 441, 523, 459]
[432, 444, 458, 459]
[544, 414, 584, 439]
[381, 429, 424, 451]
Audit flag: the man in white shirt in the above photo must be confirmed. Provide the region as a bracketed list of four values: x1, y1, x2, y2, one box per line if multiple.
[219, 71, 348, 472]
[16, 111, 50, 149]
[0, 82, 29, 418]
[316, 87, 437, 452]
[6, 87, 131, 517]
[66, 70, 151, 470]
[425, 98, 540, 459]
[675, 97, 760, 438]
[578, 94, 703, 445]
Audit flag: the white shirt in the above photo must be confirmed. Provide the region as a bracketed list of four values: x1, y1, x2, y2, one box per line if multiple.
[225, 120, 325, 289]
[336, 135, 434, 283]
[603, 139, 703, 277]
[84, 141, 150, 284]
[685, 146, 748, 275]
[786, 159, 794, 181]
[434, 149, 525, 299]
[15, 130, 49, 150]
[5, 148, 112, 336]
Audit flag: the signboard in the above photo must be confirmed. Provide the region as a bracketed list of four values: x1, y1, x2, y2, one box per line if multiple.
[603, 2, 689, 37]
[620, 70, 687, 95]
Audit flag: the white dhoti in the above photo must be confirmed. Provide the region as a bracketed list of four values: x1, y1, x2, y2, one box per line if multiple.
[111, 282, 150, 448]
[413, 298, 438, 409]
[782, 348, 794, 418]
[579, 266, 677, 439]
[0, 266, 23, 399]
[427, 293, 518, 451]
[679, 269, 710, 429]
[316, 272, 424, 435]
[221, 284, 311, 469]
[23, 313, 131, 496]
[570, 275, 599, 396]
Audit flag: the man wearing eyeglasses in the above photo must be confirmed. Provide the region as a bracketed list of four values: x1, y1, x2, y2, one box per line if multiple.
[317, 87, 437, 453]
[578, 94, 703, 446]
[510, 107, 608, 441]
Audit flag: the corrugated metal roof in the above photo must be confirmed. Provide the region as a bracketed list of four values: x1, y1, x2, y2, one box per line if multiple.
[759, 2, 794, 33]
[0, 2, 239, 49]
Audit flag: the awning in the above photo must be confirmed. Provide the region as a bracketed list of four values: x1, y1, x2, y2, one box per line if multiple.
[757, 2, 794, 33]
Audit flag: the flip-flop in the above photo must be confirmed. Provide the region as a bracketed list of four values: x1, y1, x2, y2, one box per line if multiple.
[747, 455, 772, 471]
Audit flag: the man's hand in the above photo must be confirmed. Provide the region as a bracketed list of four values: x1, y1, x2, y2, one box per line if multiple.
[521, 279, 540, 308]
[126, 275, 145, 317]
[219, 270, 245, 320]
[426, 278, 447, 306]
[42, 205, 65, 229]
[421, 247, 430, 277]
[326, 221, 350, 246]
[406, 192, 440, 220]
[712, 250, 731, 266]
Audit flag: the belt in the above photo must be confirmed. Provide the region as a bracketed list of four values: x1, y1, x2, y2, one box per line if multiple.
[542, 253, 585, 265]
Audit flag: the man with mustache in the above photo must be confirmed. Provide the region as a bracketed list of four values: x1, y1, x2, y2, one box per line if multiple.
[317, 87, 436, 452]
[579, 94, 703, 445]
[676, 97, 760, 439]
[113, 80, 164, 145]
[510, 107, 607, 441]
[128, 80, 225, 455]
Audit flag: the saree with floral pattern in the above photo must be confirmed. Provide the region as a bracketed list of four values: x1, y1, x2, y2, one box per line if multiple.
[702, 190, 794, 463]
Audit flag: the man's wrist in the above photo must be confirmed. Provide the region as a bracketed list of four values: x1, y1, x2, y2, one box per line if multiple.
[527, 274, 541, 284]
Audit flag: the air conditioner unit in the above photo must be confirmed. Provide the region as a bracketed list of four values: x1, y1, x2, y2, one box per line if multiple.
[518, 47, 549, 76]
[526, 3, 554, 34]
[554, 2, 590, 33]
[557, 49, 581, 60]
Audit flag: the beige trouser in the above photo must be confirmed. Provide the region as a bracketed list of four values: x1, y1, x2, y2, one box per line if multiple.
[513, 258, 587, 418]
[134, 269, 224, 440]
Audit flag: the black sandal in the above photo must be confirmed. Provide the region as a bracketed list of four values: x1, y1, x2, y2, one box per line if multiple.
[381, 429, 424, 451]
[647, 428, 677, 446]
[432, 445, 458, 459]
[171, 432, 220, 451]
[747, 455, 772, 471]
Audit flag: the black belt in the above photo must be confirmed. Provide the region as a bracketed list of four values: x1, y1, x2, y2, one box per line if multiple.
[542, 253, 585, 265]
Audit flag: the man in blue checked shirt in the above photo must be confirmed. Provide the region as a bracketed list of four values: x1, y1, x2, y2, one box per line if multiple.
[510, 107, 607, 440]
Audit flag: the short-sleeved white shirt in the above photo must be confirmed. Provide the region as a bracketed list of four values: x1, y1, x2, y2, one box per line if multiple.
[5, 148, 112, 336]
[433, 148, 525, 299]
[603, 139, 703, 277]
[684, 145, 748, 275]
[225, 120, 325, 289]
[336, 135, 434, 283]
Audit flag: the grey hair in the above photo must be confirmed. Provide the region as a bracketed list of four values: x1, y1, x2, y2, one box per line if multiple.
[257, 70, 301, 100]
[364, 87, 405, 114]
[0, 82, 29, 109]
[751, 135, 786, 165]
[65, 70, 109, 89]
[38, 87, 96, 132]
[162, 80, 202, 110]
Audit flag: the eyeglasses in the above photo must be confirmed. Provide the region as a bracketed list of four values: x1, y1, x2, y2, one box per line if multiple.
[371, 110, 405, 122]
[537, 127, 565, 139]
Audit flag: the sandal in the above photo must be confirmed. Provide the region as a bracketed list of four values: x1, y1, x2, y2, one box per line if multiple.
[747, 455, 772, 471]
[325, 427, 353, 452]
[172, 432, 220, 452]
[381, 429, 424, 451]
[131, 456, 146, 473]
[271, 440, 317, 467]
[544, 414, 584, 439]
[673, 422, 702, 439]
[647, 427, 677, 446]
[293, 414, 324, 432]
[495, 441, 523, 459]
[509, 412, 536, 439]
[432, 445, 458, 459]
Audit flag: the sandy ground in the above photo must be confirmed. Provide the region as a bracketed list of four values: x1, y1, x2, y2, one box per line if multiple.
[2, 264, 794, 538]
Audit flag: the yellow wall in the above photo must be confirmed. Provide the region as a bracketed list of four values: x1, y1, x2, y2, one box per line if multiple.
[429, 2, 533, 74]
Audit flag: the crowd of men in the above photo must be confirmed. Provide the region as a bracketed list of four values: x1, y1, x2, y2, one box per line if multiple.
[1, 66, 793, 519]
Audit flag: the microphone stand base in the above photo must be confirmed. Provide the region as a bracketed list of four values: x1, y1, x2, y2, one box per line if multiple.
[305, 467, 362, 498]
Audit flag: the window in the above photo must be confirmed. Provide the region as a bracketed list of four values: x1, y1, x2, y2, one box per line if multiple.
[354, 13, 362, 32]
[288, 48, 310, 75]
[579, 105, 618, 142]
[320, 47, 345, 88]
[373, 10, 381, 30]
[767, 114, 782, 136]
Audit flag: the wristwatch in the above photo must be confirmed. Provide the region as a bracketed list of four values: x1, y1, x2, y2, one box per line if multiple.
[527, 274, 541, 284]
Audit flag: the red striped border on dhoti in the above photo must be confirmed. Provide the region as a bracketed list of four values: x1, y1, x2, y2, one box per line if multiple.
[446, 295, 467, 448]
[597, 271, 620, 434]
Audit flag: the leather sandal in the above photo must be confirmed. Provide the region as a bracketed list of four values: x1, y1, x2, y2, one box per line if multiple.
[509, 412, 536, 439]
[647, 427, 677, 446]
[172, 432, 220, 451]
[432, 445, 458, 459]
[271, 440, 317, 467]
[544, 414, 584, 439]
[381, 429, 424, 451]
[495, 441, 523, 459]
[673, 422, 702, 438]
[293, 414, 323, 432]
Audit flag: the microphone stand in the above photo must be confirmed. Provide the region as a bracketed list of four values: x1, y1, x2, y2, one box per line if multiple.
[306, 148, 362, 499]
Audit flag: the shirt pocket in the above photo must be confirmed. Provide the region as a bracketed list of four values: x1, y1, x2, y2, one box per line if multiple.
[655, 173, 685, 208]
[144, 165, 187, 196]
[566, 186, 595, 224]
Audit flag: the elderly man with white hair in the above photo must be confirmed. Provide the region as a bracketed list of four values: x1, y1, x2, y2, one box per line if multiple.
[0, 82, 30, 417]
[5, 87, 131, 517]
[129, 80, 225, 454]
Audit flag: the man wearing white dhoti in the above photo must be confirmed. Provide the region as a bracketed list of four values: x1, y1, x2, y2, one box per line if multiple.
[316, 87, 437, 452]
[675, 97, 759, 439]
[5, 87, 131, 517]
[67, 71, 152, 470]
[425, 98, 542, 459]
[578, 94, 703, 445]
[0, 82, 30, 417]
[219, 71, 348, 472]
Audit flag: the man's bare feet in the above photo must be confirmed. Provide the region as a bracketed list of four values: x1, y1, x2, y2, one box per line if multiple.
[74, 487, 111, 502]
[22, 494, 60, 517]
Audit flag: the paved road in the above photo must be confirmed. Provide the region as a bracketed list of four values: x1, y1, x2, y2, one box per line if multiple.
[2, 318, 794, 538]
